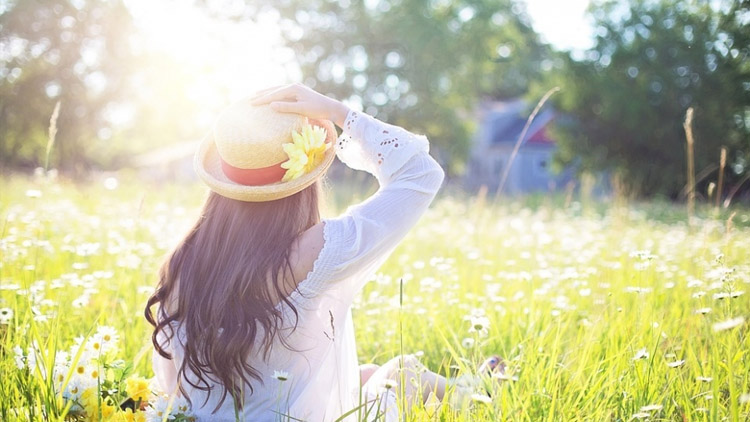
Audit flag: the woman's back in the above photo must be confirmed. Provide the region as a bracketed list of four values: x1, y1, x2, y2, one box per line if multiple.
[149, 87, 444, 421]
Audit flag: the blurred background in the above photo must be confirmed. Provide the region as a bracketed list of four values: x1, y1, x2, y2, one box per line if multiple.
[0, 0, 748, 201]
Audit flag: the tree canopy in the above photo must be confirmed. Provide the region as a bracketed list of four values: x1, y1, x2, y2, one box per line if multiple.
[542, 0, 749, 198]
[265, 0, 550, 173]
[1, 0, 748, 200]
[0, 0, 136, 173]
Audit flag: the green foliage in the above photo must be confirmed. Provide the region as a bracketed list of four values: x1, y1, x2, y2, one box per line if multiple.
[542, 0, 750, 198]
[261, 0, 550, 173]
[0, 0, 137, 174]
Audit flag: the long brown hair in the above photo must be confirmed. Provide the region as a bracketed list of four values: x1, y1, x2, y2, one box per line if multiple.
[145, 183, 320, 411]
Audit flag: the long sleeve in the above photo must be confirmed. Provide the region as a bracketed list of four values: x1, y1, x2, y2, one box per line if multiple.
[298, 110, 444, 300]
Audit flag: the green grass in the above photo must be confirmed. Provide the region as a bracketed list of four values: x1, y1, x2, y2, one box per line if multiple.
[0, 175, 748, 421]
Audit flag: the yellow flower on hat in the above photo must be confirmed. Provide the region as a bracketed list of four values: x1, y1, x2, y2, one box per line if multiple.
[280, 124, 329, 182]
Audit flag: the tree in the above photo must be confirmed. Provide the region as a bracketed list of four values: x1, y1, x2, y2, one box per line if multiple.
[543, 0, 750, 198]
[243, 0, 550, 173]
[0, 0, 136, 173]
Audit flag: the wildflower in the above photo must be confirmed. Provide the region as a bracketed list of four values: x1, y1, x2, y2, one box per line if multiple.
[63, 376, 91, 406]
[126, 376, 151, 402]
[740, 393, 750, 404]
[108, 410, 129, 422]
[712, 291, 744, 300]
[694, 307, 711, 315]
[461, 338, 475, 349]
[25, 343, 41, 371]
[640, 404, 663, 412]
[667, 360, 685, 368]
[146, 394, 176, 422]
[712, 316, 745, 332]
[74, 362, 88, 376]
[631, 412, 650, 419]
[468, 315, 490, 332]
[94, 326, 119, 354]
[172, 396, 192, 415]
[122, 408, 147, 422]
[13, 345, 25, 369]
[80, 387, 115, 419]
[25, 189, 42, 198]
[280, 124, 329, 182]
[380, 379, 398, 390]
[471, 393, 492, 404]
[0, 307, 13, 324]
[272, 370, 289, 381]
[696, 376, 713, 383]
[632, 348, 649, 361]
[72, 294, 90, 308]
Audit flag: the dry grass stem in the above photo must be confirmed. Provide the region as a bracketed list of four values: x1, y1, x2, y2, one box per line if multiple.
[494, 86, 560, 199]
[717, 147, 726, 209]
[683, 107, 695, 225]
[45, 101, 61, 173]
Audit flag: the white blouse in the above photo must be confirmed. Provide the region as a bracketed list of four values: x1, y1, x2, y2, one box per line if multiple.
[152, 109, 445, 421]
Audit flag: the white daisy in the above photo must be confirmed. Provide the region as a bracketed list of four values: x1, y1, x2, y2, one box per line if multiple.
[0, 307, 13, 324]
[461, 337, 475, 349]
[13, 345, 25, 369]
[471, 393, 492, 404]
[712, 316, 745, 332]
[172, 395, 192, 415]
[380, 379, 398, 390]
[146, 394, 176, 422]
[632, 348, 649, 361]
[272, 370, 289, 382]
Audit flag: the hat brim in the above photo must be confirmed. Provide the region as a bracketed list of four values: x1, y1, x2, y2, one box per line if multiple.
[194, 119, 337, 202]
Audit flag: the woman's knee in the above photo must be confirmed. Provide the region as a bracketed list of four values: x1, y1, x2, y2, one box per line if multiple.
[383, 354, 424, 378]
[359, 364, 380, 385]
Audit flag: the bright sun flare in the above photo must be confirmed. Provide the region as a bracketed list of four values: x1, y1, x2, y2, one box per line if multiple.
[124, 0, 294, 127]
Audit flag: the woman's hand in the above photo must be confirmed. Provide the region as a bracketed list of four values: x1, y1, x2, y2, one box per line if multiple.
[251, 83, 350, 128]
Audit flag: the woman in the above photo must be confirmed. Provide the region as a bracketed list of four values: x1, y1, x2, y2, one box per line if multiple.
[145, 84, 490, 421]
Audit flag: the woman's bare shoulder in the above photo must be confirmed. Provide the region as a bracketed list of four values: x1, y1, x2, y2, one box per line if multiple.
[285, 221, 325, 290]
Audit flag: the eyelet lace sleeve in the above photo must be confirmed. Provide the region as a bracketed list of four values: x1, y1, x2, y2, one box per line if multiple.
[336, 110, 431, 184]
[297, 110, 444, 300]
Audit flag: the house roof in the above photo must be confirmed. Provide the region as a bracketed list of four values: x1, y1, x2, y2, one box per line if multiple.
[483, 99, 556, 146]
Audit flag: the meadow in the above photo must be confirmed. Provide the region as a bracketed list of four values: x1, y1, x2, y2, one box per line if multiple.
[1, 174, 748, 421]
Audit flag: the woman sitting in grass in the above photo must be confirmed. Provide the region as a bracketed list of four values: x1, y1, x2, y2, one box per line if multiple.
[144, 84, 500, 421]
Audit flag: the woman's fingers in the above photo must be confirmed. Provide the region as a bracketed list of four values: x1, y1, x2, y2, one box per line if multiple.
[251, 84, 301, 105]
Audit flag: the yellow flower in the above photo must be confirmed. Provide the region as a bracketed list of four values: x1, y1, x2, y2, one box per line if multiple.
[125, 375, 151, 402]
[105, 409, 128, 422]
[81, 387, 116, 422]
[81, 387, 99, 417]
[280, 124, 329, 182]
[114, 408, 145, 422]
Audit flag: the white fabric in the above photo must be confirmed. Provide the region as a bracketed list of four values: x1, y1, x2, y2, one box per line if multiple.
[152, 109, 445, 421]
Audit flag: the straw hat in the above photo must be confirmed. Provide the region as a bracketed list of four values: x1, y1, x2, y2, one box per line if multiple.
[194, 99, 336, 202]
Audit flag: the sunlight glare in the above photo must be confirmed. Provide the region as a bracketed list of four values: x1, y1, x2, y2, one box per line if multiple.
[125, 0, 294, 128]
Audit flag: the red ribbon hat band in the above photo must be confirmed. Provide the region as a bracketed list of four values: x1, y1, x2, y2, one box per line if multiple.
[220, 159, 286, 186]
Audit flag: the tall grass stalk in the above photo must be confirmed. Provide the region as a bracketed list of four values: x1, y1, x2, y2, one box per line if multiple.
[494, 87, 560, 199]
[683, 107, 696, 225]
[45, 101, 61, 173]
[717, 147, 726, 210]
